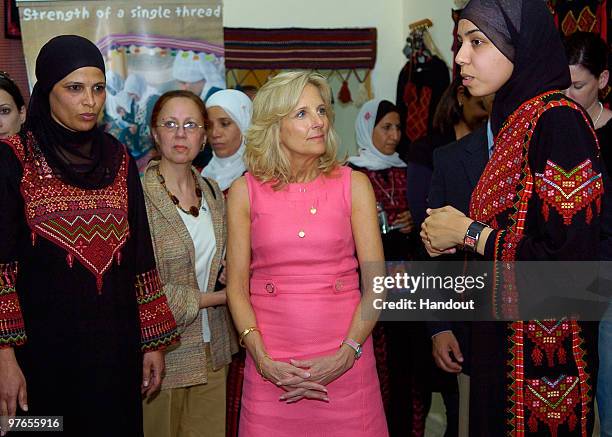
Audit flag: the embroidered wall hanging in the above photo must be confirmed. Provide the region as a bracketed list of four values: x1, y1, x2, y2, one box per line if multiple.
[223, 27, 376, 106]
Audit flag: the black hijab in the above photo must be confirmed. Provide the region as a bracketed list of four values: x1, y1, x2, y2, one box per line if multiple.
[374, 100, 399, 126]
[24, 35, 121, 189]
[462, 0, 571, 134]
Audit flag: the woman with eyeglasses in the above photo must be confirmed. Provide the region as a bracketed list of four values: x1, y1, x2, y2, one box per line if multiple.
[141, 90, 238, 437]
[0, 72, 26, 139]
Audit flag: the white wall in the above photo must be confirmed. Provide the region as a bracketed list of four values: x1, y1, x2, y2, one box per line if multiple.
[222, 0, 458, 153]
[403, 0, 457, 67]
[223, 0, 406, 102]
[224, 0, 458, 99]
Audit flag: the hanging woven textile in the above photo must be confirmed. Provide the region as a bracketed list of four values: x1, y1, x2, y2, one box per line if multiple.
[223, 27, 377, 107]
[396, 22, 450, 149]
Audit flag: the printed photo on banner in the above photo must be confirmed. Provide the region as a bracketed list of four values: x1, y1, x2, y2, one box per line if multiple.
[16, 0, 224, 170]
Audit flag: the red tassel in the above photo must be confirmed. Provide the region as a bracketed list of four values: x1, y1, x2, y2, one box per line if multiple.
[597, 197, 602, 214]
[66, 253, 74, 268]
[586, 204, 593, 224]
[338, 80, 352, 104]
[528, 412, 538, 433]
[547, 349, 555, 368]
[550, 423, 559, 437]
[568, 410, 577, 431]
[31, 232, 37, 246]
[532, 346, 543, 366]
[542, 201, 550, 220]
[558, 346, 566, 365]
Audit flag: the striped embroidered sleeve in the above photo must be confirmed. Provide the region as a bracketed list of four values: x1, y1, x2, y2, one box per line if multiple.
[0, 261, 26, 348]
[135, 269, 179, 352]
[0, 142, 27, 349]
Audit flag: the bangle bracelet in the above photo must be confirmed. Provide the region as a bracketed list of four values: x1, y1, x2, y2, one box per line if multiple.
[239, 326, 260, 348]
[340, 338, 362, 359]
[257, 353, 270, 377]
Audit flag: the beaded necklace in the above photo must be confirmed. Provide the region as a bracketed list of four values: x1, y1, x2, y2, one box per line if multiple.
[156, 166, 202, 217]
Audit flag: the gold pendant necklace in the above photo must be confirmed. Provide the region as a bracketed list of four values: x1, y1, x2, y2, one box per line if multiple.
[156, 166, 202, 217]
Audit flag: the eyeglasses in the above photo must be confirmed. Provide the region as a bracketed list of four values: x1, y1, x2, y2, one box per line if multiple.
[157, 120, 205, 133]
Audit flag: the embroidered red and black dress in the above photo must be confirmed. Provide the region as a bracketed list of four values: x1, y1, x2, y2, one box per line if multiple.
[0, 133, 179, 435]
[468, 91, 601, 437]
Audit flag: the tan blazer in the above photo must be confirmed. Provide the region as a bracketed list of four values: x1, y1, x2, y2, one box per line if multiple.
[142, 160, 238, 389]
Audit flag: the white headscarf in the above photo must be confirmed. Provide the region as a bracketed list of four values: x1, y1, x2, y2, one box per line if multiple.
[347, 99, 406, 171]
[124, 73, 155, 109]
[201, 89, 252, 191]
[172, 51, 226, 100]
[104, 72, 125, 119]
[105, 71, 124, 96]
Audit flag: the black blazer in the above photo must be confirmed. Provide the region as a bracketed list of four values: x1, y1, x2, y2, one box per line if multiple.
[426, 125, 489, 375]
[428, 125, 488, 213]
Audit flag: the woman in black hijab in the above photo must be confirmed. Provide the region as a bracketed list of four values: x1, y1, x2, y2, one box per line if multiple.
[0, 35, 178, 437]
[421, 1, 601, 435]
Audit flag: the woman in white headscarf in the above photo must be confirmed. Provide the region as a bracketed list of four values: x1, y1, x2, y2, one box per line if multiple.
[122, 73, 160, 158]
[202, 89, 252, 193]
[173, 50, 226, 102]
[202, 89, 252, 437]
[348, 99, 413, 260]
[104, 71, 125, 120]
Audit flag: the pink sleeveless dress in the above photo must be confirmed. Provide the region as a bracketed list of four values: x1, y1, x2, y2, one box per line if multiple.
[240, 167, 388, 437]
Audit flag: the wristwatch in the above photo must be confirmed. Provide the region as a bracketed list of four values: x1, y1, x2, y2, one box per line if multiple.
[341, 338, 362, 359]
[463, 220, 488, 253]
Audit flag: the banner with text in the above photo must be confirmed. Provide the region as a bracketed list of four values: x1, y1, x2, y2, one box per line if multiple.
[17, 0, 225, 168]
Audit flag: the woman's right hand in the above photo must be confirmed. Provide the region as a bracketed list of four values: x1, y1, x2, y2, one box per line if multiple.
[258, 356, 328, 403]
[0, 348, 27, 436]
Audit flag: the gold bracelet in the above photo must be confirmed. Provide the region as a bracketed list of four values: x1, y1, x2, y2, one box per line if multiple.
[257, 353, 271, 377]
[239, 326, 260, 347]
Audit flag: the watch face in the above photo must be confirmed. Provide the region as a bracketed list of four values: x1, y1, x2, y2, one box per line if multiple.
[464, 237, 477, 249]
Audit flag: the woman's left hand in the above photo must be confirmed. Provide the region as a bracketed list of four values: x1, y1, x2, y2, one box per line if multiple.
[422, 206, 472, 251]
[142, 350, 165, 398]
[393, 210, 414, 234]
[279, 346, 355, 391]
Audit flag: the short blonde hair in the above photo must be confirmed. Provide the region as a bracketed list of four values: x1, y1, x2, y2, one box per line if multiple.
[244, 71, 341, 187]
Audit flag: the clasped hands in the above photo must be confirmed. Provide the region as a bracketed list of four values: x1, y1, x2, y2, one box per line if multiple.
[257, 345, 356, 404]
[420, 206, 473, 257]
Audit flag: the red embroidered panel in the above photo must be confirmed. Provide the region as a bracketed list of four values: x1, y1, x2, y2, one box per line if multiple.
[535, 159, 603, 225]
[0, 262, 26, 348]
[527, 319, 572, 367]
[5, 135, 130, 292]
[470, 92, 590, 229]
[508, 321, 526, 437]
[469, 91, 596, 436]
[525, 375, 581, 437]
[136, 269, 179, 352]
[404, 83, 431, 142]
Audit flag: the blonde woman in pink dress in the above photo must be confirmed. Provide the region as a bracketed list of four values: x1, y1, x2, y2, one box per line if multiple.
[226, 71, 389, 437]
